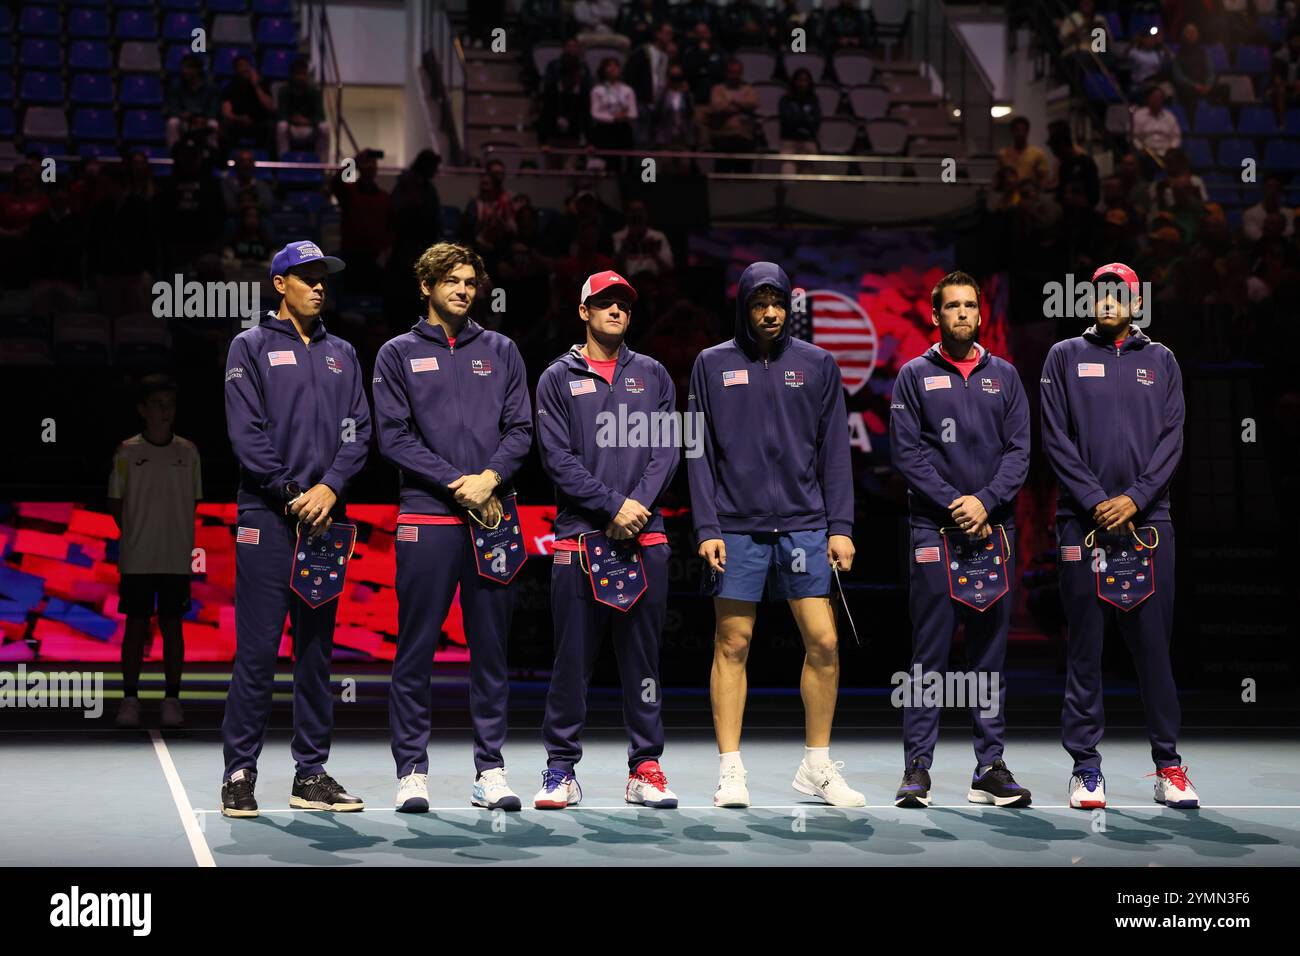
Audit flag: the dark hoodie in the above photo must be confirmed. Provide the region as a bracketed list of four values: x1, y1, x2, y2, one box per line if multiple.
[686, 261, 854, 543]
[1040, 325, 1184, 521]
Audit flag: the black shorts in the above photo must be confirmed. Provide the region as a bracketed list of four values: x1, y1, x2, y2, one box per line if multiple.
[119, 574, 192, 618]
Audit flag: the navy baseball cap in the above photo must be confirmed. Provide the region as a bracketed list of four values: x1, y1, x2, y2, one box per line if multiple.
[269, 240, 345, 282]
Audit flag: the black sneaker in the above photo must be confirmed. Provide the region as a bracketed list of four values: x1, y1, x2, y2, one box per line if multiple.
[967, 758, 1032, 807]
[290, 772, 365, 811]
[221, 769, 259, 818]
[895, 759, 932, 808]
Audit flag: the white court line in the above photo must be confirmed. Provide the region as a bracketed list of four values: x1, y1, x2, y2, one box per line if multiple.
[191, 804, 1300, 814]
[150, 730, 216, 867]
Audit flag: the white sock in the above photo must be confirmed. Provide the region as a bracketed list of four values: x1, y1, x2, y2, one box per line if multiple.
[719, 751, 744, 774]
[804, 746, 830, 767]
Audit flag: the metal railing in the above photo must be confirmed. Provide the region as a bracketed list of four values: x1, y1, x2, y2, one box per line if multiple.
[912, 0, 996, 154]
[427, 5, 467, 162]
[299, 0, 359, 163]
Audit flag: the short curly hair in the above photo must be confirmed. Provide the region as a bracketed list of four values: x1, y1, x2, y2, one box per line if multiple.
[413, 242, 487, 297]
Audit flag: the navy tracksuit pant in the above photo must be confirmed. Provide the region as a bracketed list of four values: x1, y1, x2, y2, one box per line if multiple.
[903, 525, 1013, 770]
[1057, 516, 1181, 772]
[544, 543, 669, 773]
[390, 523, 515, 777]
[223, 507, 338, 781]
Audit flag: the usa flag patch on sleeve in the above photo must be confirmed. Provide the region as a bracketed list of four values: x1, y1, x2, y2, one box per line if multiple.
[1060, 545, 1082, 562]
[268, 351, 297, 367]
[236, 527, 260, 545]
[923, 376, 951, 391]
[410, 356, 439, 373]
[1077, 363, 1105, 377]
[569, 378, 597, 396]
[722, 369, 749, 386]
[396, 525, 419, 542]
[914, 546, 941, 563]
[553, 549, 572, 564]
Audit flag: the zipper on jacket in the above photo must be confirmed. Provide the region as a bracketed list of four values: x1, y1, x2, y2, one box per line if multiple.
[763, 354, 778, 531]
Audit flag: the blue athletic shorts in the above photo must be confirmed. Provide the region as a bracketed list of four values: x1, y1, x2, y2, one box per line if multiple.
[703, 529, 831, 601]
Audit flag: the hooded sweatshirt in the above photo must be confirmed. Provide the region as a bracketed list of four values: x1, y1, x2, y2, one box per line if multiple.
[372, 317, 533, 516]
[686, 261, 853, 543]
[1040, 325, 1184, 521]
[224, 310, 372, 513]
[889, 342, 1030, 530]
[535, 342, 679, 540]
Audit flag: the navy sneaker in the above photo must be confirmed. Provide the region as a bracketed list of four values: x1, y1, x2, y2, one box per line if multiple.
[967, 759, 1031, 807]
[895, 758, 932, 808]
[290, 772, 365, 811]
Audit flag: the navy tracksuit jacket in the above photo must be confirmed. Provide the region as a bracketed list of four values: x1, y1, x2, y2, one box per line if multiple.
[373, 318, 532, 777]
[889, 343, 1029, 770]
[1041, 326, 1185, 772]
[535, 343, 678, 772]
[686, 261, 854, 544]
[222, 311, 372, 781]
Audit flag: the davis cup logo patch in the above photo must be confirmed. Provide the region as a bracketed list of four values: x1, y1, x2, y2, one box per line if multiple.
[1078, 363, 1105, 378]
[981, 377, 1000, 394]
[722, 369, 748, 387]
[923, 375, 951, 391]
[472, 359, 493, 376]
[1136, 367, 1156, 386]
[784, 370, 805, 388]
[268, 351, 297, 367]
[325, 355, 342, 374]
[410, 356, 439, 373]
[624, 376, 645, 393]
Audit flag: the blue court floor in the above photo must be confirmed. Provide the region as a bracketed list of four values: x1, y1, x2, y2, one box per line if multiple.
[2, 728, 1297, 867]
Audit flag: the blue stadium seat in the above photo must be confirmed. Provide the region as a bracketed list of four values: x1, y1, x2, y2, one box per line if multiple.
[20, 72, 65, 104]
[115, 11, 158, 40]
[115, 0, 154, 6]
[1182, 137, 1214, 168]
[19, 6, 61, 36]
[20, 38, 62, 69]
[1194, 102, 1233, 134]
[214, 46, 254, 76]
[120, 74, 163, 106]
[209, 0, 250, 11]
[250, 148, 275, 181]
[165, 44, 208, 74]
[1167, 102, 1190, 131]
[0, 8, 10, 34]
[256, 17, 298, 46]
[1206, 185, 1240, 205]
[278, 150, 322, 185]
[1207, 43, 1229, 73]
[1282, 108, 1300, 137]
[164, 13, 204, 42]
[253, 0, 293, 13]
[1226, 207, 1243, 230]
[70, 72, 114, 105]
[122, 109, 166, 143]
[0, 38, 10, 68]
[1101, 11, 1125, 40]
[133, 144, 172, 177]
[1234, 45, 1272, 75]
[261, 47, 294, 79]
[0, 108, 14, 139]
[69, 0, 112, 6]
[72, 108, 117, 141]
[1238, 106, 1278, 136]
[1264, 139, 1300, 168]
[68, 7, 110, 38]
[1259, 16, 1285, 45]
[161, 0, 202, 9]
[69, 40, 112, 71]
[1082, 71, 1122, 102]
[1131, 13, 1163, 36]
[0, 75, 12, 100]
[1216, 137, 1254, 170]
[78, 143, 119, 160]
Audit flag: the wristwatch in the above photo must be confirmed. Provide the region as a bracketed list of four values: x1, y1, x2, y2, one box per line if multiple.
[488, 469, 502, 488]
[283, 480, 304, 508]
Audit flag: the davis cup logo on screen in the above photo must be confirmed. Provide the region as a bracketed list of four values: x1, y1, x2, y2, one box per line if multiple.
[807, 289, 878, 396]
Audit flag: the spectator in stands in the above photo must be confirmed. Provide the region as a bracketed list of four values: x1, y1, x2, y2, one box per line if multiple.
[86, 154, 158, 315]
[521, 0, 570, 58]
[225, 203, 275, 268]
[1098, 174, 1141, 238]
[0, 162, 51, 250]
[221, 56, 276, 152]
[541, 45, 593, 165]
[589, 56, 638, 171]
[652, 64, 696, 147]
[1150, 168, 1207, 245]
[159, 141, 225, 275]
[1126, 27, 1172, 92]
[721, 0, 768, 51]
[1047, 119, 1100, 208]
[575, 0, 627, 48]
[276, 57, 330, 160]
[546, 38, 593, 89]
[1270, 30, 1300, 124]
[1057, 0, 1109, 72]
[682, 22, 727, 106]
[708, 58, 760, 172]
[672, 0, 717, 35]
[69, 158, 113, 217]
[998, 115, 1050, 187]
[330, 148, 393, 293]
[547, 187, 615, 257]
[779, 67, 821, 174]
[613, 198, 674, 276]
[165, 54, 220, 151]
[1243, 173, 1296, 241]
[28, 183, 85, 314]
[625, 22, 676, 145]
[387, 149, 443, 315]
[619, 0, 668, 49]
[553, 219, 616, 315]
[1217, 0, 1257, 50]
[1172, 22, 1225, 114]
[986, 165, 1021, 213]
[495, 198, 553, 339]
[1118, 150, 1152, 220]
[773, 0, 821, 50]
[220, 148, 274, 218]
[1132, 85, 1182, 166]
[460, 172, 517, 266]
[824, 0, 870, 51]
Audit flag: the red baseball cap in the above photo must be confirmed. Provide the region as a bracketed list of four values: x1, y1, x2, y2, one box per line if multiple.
[1091, 262, 1140, 293]
[581, 270, 638, 303]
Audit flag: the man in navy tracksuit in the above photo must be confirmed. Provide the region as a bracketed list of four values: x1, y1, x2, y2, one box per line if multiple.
[889, 270, 1032, 809]
[221, 240, 372, 818]
[373, 242, 533, 813]
[1041, 261, 1199, 809]
[687, 261, 862, 808]
[532, 270, 680, 810]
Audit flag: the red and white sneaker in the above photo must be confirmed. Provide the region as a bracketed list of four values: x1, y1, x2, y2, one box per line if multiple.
[626, 760, 679, 809]
[1150, 765, 1199, 809]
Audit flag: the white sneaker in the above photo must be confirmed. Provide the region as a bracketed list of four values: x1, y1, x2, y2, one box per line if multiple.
[714, 764, 751, 808]
[396, 772, 429, 813]
[625, 760, 678, 808]
[533, 769, 581, 809]
[472, 767, 522, 810]
[1151, 766, 1199, 809]
[115, 696, 141, 728]
[160, 697, 184, 727]
[1068, 769, 1106, 809]
[793, 759, 866, 807]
